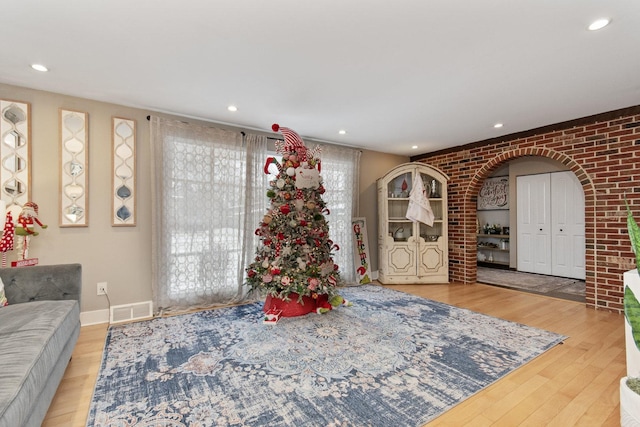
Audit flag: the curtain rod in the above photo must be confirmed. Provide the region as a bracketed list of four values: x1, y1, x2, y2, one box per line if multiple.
[147, 115, 361, 150]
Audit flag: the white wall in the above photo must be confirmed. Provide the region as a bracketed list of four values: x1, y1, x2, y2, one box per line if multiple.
[1, 83, 152, 314]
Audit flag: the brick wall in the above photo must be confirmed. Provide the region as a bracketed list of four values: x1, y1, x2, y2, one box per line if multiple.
[412, 106, 640, 313]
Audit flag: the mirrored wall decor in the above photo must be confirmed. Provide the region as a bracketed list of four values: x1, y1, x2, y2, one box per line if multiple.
[112, 117, 136, 226]
[59, 109, 89, 227]
[0, 99, 31, 209]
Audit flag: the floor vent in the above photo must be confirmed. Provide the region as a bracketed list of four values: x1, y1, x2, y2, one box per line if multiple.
[110, 301, 153, 323]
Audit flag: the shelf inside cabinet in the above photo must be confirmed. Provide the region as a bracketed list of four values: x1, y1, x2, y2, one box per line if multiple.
[477, 233, 509, 238]
[477, 247, 510, 252]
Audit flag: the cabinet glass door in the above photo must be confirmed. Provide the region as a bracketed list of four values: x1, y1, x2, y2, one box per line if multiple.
[417, 172, 443, 241]
[386, 172, 413, 242]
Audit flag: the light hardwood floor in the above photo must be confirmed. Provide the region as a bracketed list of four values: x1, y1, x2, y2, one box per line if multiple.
[43, 283, 626, 426]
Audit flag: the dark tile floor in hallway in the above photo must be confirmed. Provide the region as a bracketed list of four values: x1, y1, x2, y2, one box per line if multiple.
[477, 266, 586, 302]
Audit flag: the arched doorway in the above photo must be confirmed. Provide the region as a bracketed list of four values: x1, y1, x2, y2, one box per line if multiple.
[463, 148, 595, 305]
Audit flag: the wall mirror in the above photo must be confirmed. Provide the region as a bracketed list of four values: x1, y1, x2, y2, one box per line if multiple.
[112, 117, 136, 226]
[60, 109, 89, 226]
[0, 99, 31, 209]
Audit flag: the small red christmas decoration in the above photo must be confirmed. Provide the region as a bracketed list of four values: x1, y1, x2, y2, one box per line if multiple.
[263, 308, 283, 324]
[0, 211, 15, 268]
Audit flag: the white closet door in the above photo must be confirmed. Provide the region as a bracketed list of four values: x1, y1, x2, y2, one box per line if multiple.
[551, 171, 585, 279]
[517, 174, 552, 274]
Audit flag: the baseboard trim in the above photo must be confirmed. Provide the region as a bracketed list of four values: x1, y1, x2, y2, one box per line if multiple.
[80, 309, 110, 326]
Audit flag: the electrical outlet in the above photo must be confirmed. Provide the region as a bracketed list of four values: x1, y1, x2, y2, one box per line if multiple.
[97, 282, 108, 295]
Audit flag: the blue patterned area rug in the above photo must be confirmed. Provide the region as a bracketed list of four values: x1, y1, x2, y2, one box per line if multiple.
[86, 285, 566, 426]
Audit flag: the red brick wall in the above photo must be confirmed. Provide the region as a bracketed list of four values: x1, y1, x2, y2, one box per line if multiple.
[413, 107, 640, 312]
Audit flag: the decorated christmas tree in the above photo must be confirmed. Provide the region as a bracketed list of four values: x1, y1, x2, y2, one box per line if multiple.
[246, 124, 345, 315]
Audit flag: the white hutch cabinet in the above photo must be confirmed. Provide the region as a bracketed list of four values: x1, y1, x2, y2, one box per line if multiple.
[377, 163, 449, 284]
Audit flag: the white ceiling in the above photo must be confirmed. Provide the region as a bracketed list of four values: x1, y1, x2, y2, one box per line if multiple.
[2, 1, 639, 156]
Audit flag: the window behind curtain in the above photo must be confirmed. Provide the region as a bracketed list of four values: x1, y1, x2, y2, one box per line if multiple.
[150, 117, 267, 312]
[316, 144, 361, 284]
[151, 117, 360, 313]
[262, 143, 361, 284]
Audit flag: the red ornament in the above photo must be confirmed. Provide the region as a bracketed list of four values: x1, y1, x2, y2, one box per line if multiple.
[280, 205, 291, 215]
[277, 233, 285, 240]
[247, 270, 256, 278]
[300, 220, 307, 226]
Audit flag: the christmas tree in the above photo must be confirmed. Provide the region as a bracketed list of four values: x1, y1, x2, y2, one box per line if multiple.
[246, 124, 344, 314]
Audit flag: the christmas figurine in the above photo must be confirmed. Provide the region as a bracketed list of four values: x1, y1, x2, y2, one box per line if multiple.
[16, 202, 48, 236]
[13, 202, 47, 264]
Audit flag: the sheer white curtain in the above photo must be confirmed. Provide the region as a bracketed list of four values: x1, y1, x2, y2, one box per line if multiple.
[316, 144, 361, 284]
[150, 116, 267, 312]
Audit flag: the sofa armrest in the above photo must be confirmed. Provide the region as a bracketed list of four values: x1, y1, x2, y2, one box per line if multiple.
[0, 264, 82, 307]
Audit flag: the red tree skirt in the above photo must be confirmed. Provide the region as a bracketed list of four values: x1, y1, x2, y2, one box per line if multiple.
[263, 293, 329, 317]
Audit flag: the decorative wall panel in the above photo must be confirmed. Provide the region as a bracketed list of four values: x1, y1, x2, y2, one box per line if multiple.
[60, 109, 88, 226]
[0, 100, 30, 208]
[112, 117, 136, 226]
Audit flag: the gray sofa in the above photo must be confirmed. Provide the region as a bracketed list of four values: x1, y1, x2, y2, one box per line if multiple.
[0, 264, 82, 427]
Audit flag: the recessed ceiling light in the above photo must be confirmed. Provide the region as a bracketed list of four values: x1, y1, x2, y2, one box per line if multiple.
[588, 18, 610, 31]
[494, 123, 504, 129]
[338, 130, 347, 135]
[411, 145, 418, 150]
[227, 105, 238, 112]
[30, 64, 48, 72]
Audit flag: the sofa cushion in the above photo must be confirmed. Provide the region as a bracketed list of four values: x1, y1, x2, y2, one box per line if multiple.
[1, 264, 82, 306]
[0, 300, 80, 426]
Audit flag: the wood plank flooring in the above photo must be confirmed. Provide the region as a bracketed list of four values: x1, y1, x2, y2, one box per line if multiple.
[42, 283, 626, 426]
